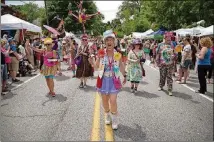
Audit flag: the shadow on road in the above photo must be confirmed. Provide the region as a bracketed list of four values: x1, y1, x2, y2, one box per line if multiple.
[140, 81, 149, 85]
[163, 90, 200, 104]
[134, 91, 160, 99]
[122, 87, 159, 98]
[42, 94, 67, 106]
[55, 75, 71, 81]
[114, 123, 146, 141]
[1, 92, 17, 100]
[189, 76, 198, 79]
[81, 85, 96, 92]
[186, 83, 199, 88]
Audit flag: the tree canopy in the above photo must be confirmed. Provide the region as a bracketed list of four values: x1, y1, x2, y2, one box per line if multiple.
[10, 2, 46, 27]
[108, 0, 214, 37]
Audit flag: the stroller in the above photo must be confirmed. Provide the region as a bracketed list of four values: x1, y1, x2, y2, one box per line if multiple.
[18, 58, 33, 77]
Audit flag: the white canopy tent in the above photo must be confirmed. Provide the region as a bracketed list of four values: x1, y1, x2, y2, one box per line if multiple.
[132, 29, 154, 39]
[175, 26, 205, 36]
[1, 14, 42, 33]
[198, 25, 213, 36]
[191, 26, 205, 36]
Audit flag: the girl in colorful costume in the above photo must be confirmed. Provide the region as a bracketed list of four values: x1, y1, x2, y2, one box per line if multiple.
[33, 38, 58, 97]
[91, 30, 126, 130]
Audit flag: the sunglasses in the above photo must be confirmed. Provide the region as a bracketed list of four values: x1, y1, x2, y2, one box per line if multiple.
[45, 44, 52, 46]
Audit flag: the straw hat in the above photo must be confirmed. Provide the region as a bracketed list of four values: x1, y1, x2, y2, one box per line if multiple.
[44, 38, 53, 44]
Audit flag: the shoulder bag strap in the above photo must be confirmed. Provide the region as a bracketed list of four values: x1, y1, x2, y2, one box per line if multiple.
[132, 50, 144, 71]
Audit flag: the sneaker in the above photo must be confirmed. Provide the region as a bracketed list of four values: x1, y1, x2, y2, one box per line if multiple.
[158, 87, 163, 91]
[168, 91, 172, 96]
[134, 87, 137, 93]
[83, 84, 87, 89]
[12, 79, 20, 82]
[79, 82, 84, 88]
[131, 87, 134, 93]
[111, 114, 118, 130]
[105, 112, 111, 125]
[51, 92, 56, 97]
[195, 90, 206, 94]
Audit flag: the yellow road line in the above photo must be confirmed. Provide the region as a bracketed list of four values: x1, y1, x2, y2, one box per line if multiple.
[90, 93, 101, 141]
[104, 116, 114, 141]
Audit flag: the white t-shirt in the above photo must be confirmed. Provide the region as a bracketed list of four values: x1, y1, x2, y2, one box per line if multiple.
[182, 44, 192, 60]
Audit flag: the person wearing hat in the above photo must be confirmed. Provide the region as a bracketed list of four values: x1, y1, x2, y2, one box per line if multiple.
[32, 38, 58, 97]
[90, 30, 126, 130]
[126, 38, 145, 93]
[75, 34, 93, 88]
[155, 33, 175, 96]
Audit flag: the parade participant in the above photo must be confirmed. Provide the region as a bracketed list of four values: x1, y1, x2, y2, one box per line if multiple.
[90, 30, 126, 130]
[75, 34, 93, 88]
[32, 38, 58, 97]
[156, 33, 175, 96]
[195, 37, 212, 94]
[120, 39, 128, 63]
[127, 38, 145, 93]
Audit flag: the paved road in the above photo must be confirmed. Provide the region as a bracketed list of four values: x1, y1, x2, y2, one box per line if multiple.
[0, 63, 213, 141]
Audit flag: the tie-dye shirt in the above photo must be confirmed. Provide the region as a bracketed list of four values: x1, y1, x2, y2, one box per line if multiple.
[156, 43, 174, 65]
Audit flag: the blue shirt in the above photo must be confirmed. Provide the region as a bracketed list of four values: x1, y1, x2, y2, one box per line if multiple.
[198, 48, 211, 65]
[10, 45, 17, 52]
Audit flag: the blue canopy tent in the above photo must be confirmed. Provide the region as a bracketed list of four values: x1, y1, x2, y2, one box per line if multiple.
[146, 27, 167, 40]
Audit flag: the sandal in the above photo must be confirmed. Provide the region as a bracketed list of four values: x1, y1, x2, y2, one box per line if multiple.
[50, 92, 56, 97]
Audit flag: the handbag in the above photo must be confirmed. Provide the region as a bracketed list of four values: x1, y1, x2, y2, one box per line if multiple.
[96, 76, 103, 88]
[113, 75, 122, 90]
[74, 56, 82, 66]
[132, 50, 145, 77]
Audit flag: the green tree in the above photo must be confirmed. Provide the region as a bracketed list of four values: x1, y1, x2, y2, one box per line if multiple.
[10, 2, 46, 26]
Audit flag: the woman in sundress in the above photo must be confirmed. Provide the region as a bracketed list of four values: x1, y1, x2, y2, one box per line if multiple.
[127, 38, 145, 93]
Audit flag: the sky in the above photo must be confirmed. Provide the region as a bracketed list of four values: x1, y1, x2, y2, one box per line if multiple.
[5, 1, 122, 23]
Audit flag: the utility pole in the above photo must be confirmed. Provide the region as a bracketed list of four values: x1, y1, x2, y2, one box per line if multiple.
[44, 0, 49, 25]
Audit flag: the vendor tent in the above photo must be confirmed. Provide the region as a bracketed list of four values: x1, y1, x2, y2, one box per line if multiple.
[191, 26, 205, 36]
[132, 29, 154, 39]
[1, 14, 42, 33]
[199, 25, 213, 36]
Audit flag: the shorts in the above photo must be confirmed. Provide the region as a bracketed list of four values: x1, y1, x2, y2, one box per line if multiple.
[45, 75, 55, 79]
[180, 60, 192, 69]
[8, 57, 19, 72]
[1, 64, 8, 81]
